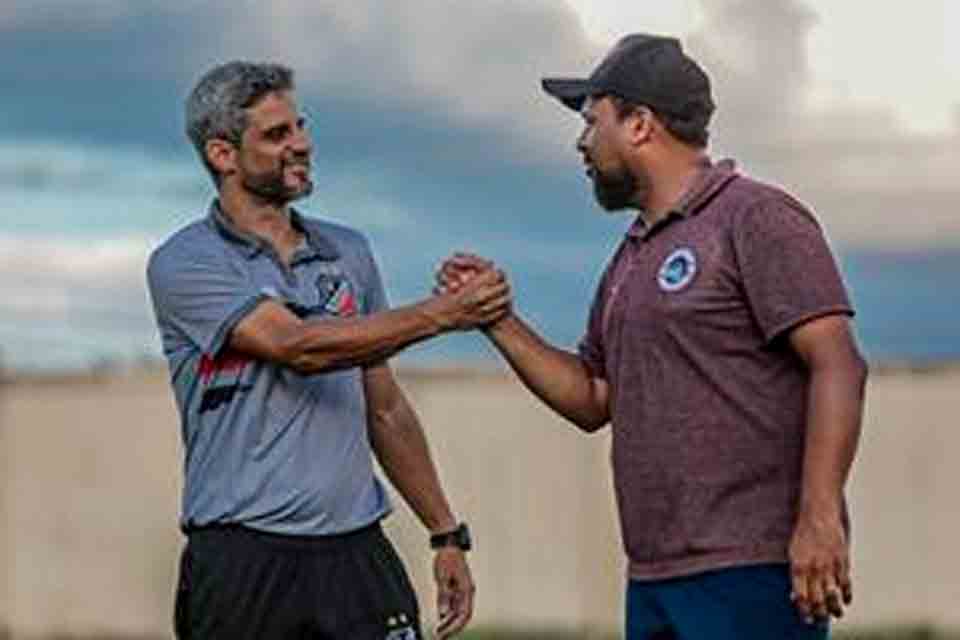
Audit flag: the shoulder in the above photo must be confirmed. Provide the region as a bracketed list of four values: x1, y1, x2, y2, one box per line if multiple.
[723, 175, 823, 232]
[147, 218, 227, 281]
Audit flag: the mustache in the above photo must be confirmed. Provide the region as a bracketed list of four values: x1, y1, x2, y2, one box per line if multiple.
[285, 150, 311, 165]
[284, 158, 311, 170]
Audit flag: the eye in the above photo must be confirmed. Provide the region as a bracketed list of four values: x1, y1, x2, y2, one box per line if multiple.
[264, 125, 290, 142]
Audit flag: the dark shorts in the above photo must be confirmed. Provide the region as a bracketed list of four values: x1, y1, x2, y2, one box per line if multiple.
[626, 563, 830, 640]
[175, 522, 422, 640]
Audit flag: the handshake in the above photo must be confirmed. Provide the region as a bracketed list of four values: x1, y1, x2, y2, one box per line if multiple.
[425, 252, 512, 333]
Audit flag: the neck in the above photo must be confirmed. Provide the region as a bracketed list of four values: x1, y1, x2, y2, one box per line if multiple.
[635, 151, 710, 227]
[217, 182, 305, 264]
[218, 182, 296, 243]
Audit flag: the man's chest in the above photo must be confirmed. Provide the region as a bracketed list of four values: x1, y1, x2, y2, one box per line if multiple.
[601, 221, 750, 343]
[246, 257, 364, 319]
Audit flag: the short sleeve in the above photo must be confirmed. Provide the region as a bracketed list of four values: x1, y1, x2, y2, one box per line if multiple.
[733, 197, 854, 344]
[578, 245, 626, 380]
[147, 244, 269, 356]
[578, 285, 607, 379]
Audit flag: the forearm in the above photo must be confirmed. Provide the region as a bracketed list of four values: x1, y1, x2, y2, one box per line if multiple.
[484, 314, 609, 431]
[798, 356, 868, 516]
[282, 299, 446, 374]
[369, 393, 458, 533]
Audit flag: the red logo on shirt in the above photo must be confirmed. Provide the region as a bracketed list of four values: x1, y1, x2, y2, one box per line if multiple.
[198, 351, 250, 384]
[320, 277, 358, 318]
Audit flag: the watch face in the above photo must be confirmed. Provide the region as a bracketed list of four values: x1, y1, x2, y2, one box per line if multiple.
[432, 523, 471, 551]
[456, 524, 472, 550]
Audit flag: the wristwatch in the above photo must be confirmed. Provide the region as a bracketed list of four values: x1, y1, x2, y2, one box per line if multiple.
[430, 523, 472, 551]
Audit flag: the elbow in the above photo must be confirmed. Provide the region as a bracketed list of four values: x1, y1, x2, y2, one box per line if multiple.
[570, 381, 610, 433]
[577, 417, 608, 433]
[571, 408, 609, 434]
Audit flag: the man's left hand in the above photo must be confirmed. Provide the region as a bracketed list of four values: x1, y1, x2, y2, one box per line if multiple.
[788, 508, 852, 623]
[434, 547, 475, 639]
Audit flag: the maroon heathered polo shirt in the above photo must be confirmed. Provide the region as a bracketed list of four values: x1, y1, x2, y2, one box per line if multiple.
[579, 159, 854, 580]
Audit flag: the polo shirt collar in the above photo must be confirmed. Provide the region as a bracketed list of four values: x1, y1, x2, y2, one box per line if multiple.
[209, 200, 340, 261]
[626, 158, 739, 240]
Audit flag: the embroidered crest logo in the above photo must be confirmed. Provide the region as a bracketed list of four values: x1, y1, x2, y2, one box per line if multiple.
[657, 247, 698, 292]
[317, 274, 358, 317]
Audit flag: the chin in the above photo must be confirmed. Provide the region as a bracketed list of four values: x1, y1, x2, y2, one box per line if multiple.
[288, 182, 314, 201]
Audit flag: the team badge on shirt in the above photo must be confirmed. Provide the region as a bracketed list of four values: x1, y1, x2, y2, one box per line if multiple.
[320, 277, 358, 317]
[315, 272, 358, 317]
[287, 272, 359, 319]
[657, 247, 698, 292]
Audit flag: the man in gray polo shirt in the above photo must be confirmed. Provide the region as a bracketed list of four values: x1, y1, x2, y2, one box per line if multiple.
[147, 62, 509, 639]
[440, 34, 868, 639]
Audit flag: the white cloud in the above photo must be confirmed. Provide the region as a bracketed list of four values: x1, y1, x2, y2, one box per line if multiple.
[3, 0, 960, 250]
[0, 233, 152, 307]
[0, 233, 158, 369]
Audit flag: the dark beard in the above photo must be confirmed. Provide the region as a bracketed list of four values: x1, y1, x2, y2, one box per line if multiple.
[242, 163, 313, 205]
[592, 165, 649, 212]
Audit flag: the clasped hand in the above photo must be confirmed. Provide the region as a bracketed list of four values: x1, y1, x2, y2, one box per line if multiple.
[430, 252, 510, 331]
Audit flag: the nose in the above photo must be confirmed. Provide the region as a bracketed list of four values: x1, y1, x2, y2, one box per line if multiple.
[292, 125, 312, 155]
[575, 126, 589, 154]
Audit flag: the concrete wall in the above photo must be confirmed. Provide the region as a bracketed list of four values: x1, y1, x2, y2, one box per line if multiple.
[1, 366, 958, 638]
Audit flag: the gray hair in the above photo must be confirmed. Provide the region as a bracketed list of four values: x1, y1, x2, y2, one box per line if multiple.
[184, 61, 295, 183]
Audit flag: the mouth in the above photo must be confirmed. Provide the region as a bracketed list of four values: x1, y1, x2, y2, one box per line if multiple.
[582, 156, 595, 178]
[286, 163, 311, 179]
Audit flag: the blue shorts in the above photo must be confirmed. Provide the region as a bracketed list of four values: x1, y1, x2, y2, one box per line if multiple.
[626, 563, 830, 640]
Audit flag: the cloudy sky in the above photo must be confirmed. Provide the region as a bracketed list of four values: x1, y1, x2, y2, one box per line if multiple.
[1, 0, 957, 370]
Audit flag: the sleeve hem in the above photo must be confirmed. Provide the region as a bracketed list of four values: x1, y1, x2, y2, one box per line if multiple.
[764, 306, 855, 345]
[206, 293, 273, 356]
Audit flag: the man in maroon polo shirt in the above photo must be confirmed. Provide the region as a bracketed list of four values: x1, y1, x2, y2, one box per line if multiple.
[440, 34, 868, 639]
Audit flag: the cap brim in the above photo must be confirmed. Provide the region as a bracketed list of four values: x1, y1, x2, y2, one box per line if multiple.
[541, 77, 593, 112]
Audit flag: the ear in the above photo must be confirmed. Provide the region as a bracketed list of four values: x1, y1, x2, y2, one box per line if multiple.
[205, 139, 238, 177]
[625, 107, 656, 146]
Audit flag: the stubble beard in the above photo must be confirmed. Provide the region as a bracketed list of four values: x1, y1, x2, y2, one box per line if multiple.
[592, 164, 650, 212]
[242, 162, 314, 206]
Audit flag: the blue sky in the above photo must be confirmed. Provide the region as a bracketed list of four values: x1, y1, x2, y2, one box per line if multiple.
[1, 0, 958, 370]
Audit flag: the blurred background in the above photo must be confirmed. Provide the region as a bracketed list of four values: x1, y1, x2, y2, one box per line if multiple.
[1, 1, 958, 638]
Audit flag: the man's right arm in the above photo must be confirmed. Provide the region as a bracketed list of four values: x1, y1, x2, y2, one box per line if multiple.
[231, 269, 511, 374]
[437, 253, 610, 432]
[482, 314, 610, 432]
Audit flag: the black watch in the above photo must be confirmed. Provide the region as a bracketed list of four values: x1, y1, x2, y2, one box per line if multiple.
[430, 523, 472, 551]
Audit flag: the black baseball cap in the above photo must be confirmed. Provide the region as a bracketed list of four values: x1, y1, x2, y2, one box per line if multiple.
[542, 33, 714, 128]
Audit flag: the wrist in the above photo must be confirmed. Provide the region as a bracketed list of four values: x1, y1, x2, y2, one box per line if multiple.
[418, 297, 452, 333]
[797, 493, 843, 523]
[429, 522, 472, 551]
[427, 518, 459, 536]
[482, 312, 518, 339]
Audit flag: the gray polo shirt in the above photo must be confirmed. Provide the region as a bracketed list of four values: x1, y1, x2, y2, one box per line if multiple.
[147, 202, 391, 536]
